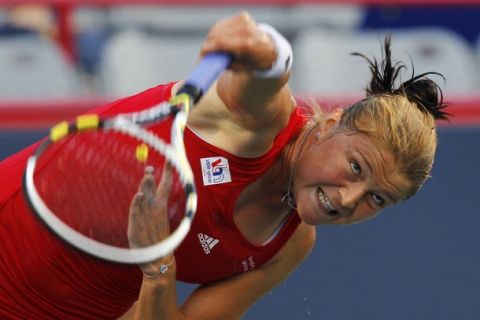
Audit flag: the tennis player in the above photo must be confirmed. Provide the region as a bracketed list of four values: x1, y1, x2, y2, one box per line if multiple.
[0, 12, 448, 319]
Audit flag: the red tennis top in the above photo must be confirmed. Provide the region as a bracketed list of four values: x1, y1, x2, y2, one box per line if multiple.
[0, 83, 306, 319]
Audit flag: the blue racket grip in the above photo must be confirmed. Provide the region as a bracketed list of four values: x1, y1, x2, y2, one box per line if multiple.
[178, 53, 232, 102]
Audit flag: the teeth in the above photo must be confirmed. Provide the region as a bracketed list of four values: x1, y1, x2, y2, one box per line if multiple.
[318, 188, 337, 214]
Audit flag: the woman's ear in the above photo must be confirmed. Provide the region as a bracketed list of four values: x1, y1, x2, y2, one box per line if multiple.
[321, 108, 343, 134]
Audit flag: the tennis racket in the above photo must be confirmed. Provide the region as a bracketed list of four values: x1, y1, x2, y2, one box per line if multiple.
[23, 53, 231, 264]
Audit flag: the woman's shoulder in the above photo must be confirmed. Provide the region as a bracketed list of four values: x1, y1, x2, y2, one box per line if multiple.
[288, 222, 316, 258]
[187, 84, 300, 157]
[268, 222, 316, 268]
[94, 82, 177, 117]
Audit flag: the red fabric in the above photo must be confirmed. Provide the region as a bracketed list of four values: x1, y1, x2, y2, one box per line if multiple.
[0, 83, 175, 319]
[174, 109, 305, 283]
[0, 81, 306, 318]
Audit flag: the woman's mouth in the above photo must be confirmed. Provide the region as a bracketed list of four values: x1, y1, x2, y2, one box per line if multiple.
[317, 188, 339, 216]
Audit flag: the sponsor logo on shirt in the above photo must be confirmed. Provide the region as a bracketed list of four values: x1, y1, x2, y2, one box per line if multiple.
[200, 157, 232, 186]
[197, 233, 220, 254]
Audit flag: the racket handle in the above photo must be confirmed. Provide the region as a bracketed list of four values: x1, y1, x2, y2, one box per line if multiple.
[178, 53, 232, 102]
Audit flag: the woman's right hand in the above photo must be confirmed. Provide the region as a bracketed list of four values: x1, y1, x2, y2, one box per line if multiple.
[200, 11, 277, 74]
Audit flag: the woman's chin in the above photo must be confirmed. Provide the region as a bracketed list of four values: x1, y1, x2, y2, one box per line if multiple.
[296, 206, 326, 225]
[296, 192, 329, 225]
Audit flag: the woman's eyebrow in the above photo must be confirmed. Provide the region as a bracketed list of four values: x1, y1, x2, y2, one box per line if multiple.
[357, 151, 402, 203]
[357, 151, 372, 174]
[384, 191, 399, 203]
[380, 177, 405, 203]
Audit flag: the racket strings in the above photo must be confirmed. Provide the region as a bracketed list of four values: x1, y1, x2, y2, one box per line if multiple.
[33, 130, 185, 249]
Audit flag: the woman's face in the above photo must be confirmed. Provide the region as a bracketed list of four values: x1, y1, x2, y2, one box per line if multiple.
[293, 122, 411, 226]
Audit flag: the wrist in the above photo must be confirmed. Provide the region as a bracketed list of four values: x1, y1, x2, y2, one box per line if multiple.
[142, 255, 176, 281]
[253, 23, 293, 79]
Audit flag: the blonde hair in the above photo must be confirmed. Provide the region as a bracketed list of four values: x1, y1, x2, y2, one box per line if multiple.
[337, 36, 449, 197]
[301, 36, 450, 198]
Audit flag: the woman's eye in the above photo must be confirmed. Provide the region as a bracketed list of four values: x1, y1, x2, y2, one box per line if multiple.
[350, 161, 361, 175]
[372, 193, 385, 206]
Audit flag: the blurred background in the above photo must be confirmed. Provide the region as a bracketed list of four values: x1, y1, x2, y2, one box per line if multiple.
[0, 1, 479, 319]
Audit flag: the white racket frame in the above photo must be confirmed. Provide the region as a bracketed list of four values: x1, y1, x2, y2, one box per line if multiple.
[24, 105, 197, 264]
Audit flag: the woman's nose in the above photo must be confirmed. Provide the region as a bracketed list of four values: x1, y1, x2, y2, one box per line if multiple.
[339, 183, 366, 210]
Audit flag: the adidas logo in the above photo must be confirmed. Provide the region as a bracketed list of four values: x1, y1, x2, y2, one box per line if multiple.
[197, 233, 219, 255]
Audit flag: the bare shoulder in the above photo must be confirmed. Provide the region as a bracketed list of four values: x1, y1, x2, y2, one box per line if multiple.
[270, 222, 316, 269]
[186, 79, 296, 157]
[290, 222, 317, 255]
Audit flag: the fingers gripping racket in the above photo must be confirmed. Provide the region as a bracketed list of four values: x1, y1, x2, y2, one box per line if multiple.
[23, 53, 231, 264]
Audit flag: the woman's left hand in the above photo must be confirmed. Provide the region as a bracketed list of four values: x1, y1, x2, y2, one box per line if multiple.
[128, 164, 174, 276]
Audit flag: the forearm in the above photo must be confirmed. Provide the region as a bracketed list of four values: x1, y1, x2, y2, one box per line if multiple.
[200, 13, 293, 122]
[217, 70, 290, 116]
[215, 20, 293, 122]
[134, 263, 185, 320]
